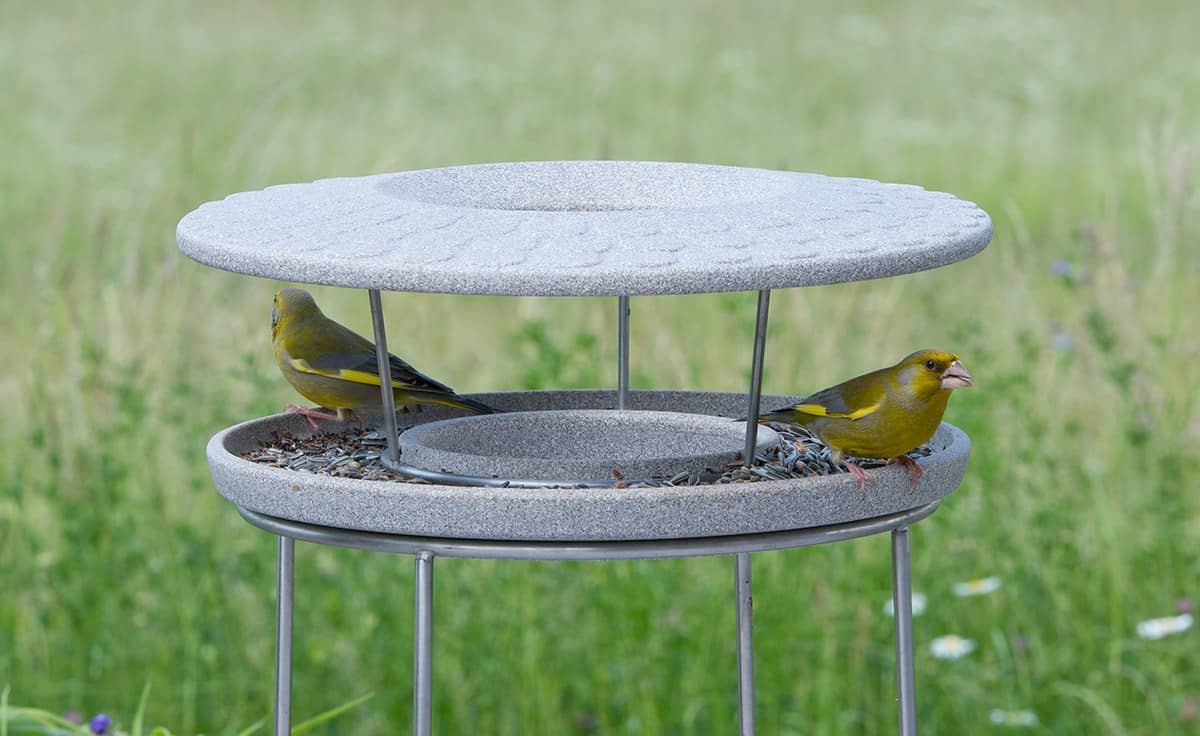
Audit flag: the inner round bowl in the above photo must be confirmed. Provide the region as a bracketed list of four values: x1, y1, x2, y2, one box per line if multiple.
[377, 161, 794, 211]
[398, 409, 779, 481]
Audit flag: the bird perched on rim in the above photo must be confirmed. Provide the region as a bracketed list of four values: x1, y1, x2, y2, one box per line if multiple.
[755, 349, 973, 489]
[271, 288, 494, 428]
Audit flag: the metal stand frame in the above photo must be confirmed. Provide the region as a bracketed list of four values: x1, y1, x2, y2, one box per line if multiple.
[259, 289, 928, 734]
[260, 503, 931, 735]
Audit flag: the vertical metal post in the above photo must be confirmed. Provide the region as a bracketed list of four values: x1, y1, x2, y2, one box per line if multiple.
[617, 295, 630, 410]
[274, 535, 294, 736]
[735, 552, 755, 735]
[892, 527, 917, 736]
[742, 290, 771, 465]
[368, 289, 401, 466]
[413, 552, 435, 736]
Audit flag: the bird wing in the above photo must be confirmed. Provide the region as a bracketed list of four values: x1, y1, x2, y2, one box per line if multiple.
[792, 371, 886, 421]
[289, 351, 457, 394]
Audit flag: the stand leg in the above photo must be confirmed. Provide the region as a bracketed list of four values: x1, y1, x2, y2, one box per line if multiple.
[414, 552, 434, 736]
[275, 535, 294, 736]
[735, 552, 755, 735]
[891, 527, 917, 736]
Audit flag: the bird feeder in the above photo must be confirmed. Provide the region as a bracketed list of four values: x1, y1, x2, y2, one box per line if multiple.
[178, 160, 991, 736]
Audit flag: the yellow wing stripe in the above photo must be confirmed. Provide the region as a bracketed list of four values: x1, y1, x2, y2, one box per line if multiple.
[290, 359, 404, 389]
[792, 401, 879, 420]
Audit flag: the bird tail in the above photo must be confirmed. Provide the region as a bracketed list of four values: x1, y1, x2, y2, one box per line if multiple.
[414, 393, 496, 414]
[734, 407, 794, 424]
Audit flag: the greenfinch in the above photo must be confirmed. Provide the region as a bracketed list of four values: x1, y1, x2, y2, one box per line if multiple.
[758, 349, 973, 488]
[271, 288, 493, 428]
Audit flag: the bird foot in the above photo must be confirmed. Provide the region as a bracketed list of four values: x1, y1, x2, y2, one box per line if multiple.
[888, 455, 923, 490]
[285, 404, 338, 432]
[841, 460, 873, 495]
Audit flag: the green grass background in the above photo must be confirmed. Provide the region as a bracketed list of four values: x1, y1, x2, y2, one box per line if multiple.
[2, 0, 1199, 733]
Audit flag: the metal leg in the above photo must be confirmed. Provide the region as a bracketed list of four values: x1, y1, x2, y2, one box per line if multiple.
[617, 295, 630, 410]
[274, 535, 294, 736]
[742, 290, 772, 465]
[368, 289, 401, 466]
[413, 552, 434, 736]
[891, 527, 917, 736]
[735, 552, 755, 735]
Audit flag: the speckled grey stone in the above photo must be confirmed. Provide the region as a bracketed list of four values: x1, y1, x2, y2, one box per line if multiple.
[398, 409, 779, 481]
[207, 390, 971, 541]
[177, 161, 992, 296]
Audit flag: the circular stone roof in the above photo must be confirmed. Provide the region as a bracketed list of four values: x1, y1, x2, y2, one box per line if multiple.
[177, 161, 992, 296]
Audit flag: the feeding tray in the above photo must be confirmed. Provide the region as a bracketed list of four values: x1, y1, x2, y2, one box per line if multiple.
[207, 390, 971, 541]
[397, 409, 780, 482]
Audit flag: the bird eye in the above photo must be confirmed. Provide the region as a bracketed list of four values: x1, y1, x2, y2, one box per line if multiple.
[925, 359, 937, 370]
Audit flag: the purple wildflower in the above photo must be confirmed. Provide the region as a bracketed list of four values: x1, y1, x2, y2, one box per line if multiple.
[89, 714, 112, 734]
[1052, 259, 1072, 278]
[1177, 597, 1193, 614]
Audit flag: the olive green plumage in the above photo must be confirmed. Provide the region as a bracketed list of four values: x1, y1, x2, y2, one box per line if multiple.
[760, 349, 973, 469]
[271, 288, 493, 422]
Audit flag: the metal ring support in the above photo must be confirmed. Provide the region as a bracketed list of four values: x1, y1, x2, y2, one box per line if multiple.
[240, 501, 938, 561]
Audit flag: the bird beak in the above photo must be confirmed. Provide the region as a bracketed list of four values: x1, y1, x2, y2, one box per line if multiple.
[940, 360, 973, 390]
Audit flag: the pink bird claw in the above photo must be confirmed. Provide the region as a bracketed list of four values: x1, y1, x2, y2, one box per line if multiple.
[888, 455, 924, 490]
[285, 403, 336, 433]
[842, 460, 873, 496]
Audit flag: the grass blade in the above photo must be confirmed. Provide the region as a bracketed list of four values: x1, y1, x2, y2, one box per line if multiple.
[131, 683, 151, 736]
[290, 692, 374, 735]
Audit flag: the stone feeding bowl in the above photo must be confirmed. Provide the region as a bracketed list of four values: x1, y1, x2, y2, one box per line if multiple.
[178, 160, 992, 542]
[207, 390, 972, 541]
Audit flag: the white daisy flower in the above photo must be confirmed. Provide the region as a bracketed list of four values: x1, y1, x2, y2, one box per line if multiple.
[953, 576, 1001, 597]
[883, 592, 927, 617]
[988, 709, 1038, 727]
[1136, 613, 1193, 640]
[930, 634, 975, 659]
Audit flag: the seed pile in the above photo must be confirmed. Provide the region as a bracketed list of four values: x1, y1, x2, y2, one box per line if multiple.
[244, 421, 933, 488]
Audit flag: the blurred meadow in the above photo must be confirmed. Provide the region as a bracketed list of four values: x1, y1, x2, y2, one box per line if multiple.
[2, 0, 1199, 733]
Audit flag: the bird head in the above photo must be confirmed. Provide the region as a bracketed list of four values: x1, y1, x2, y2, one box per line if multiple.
[271, 288, 322, 341]
[896, 349, 973, 398]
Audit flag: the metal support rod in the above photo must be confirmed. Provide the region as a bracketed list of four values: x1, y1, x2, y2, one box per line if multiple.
[742, 290, 772, 465]
[368, 289, 401, 466]
[735, 552, 755, 736]
[413, 552, 435, 736]
[274, 535, 294, 736]
[617, 295, 630, 410]
[892, 527, 917, 736]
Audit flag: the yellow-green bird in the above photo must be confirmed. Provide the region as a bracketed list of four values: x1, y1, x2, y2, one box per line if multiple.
[757, 349, 973, 488]
[271, 288, 493, 428]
